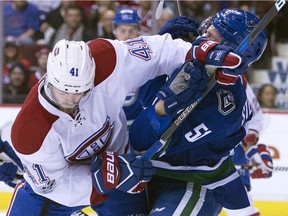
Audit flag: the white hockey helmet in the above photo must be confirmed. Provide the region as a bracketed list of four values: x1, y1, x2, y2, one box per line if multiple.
[46, 39, 95, 93]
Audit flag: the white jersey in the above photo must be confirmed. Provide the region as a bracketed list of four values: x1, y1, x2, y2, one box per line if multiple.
[11, 34, 191, 206]
[246, 82, 263, 133]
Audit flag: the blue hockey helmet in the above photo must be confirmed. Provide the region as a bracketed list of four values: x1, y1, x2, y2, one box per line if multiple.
[213, 9, 267, 65]
[113, 8, 140, 25]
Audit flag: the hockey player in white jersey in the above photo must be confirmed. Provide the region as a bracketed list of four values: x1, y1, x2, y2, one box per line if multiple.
[112, 7, 144, 127]
[7, 34, 193, 215]
[129, 9, 268, 215]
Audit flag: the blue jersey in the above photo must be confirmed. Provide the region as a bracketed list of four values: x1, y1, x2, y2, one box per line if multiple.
[130, 76, 253, 210]
[123, 89, 144, 126]
[130, 78, 252, 167]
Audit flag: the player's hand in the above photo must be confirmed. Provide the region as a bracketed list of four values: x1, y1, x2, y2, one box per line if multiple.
[156, 60, 209, 117]
[242, 129, 259, 148]
[245, 143, 273, 178]
[0, 136, 23, 170]
[90, 152, 155, 194]
[191, 37, 248, 85]
[0, 161, 18, 187]
[158, 16, 199, 41]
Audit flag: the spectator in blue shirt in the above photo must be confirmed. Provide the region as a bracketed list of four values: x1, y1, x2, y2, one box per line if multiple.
[4, 0, 41, 44]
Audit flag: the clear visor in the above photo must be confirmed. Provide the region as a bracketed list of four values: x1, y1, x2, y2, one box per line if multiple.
[198, 17, 224, 44]
[198, 16, 213, 36]
[45, 82, 91, 109]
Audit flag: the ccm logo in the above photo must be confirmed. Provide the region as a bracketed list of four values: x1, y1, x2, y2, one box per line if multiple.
[106, 152, 116, 184]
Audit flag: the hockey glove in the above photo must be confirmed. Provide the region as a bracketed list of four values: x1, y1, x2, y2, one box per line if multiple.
[242, 129, 259, 147]
[0, 136, 23, 170]
[191, 37, 248, 85]
[158, 16, 199, 41]
[91, 152, 155, 195]
[0, 161, 18, 187]
[156, 60, 209, 117]
[245, 143, 273, 178]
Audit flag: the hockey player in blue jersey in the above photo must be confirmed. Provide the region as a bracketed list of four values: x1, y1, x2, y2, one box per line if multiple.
[128, 9, 268, 215]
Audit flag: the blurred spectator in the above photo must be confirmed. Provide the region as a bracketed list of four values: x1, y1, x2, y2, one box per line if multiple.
[4, 0, 41, 44]
[257, 84, 280, 109]
[113, 7, 140, 40]
[2, 37, 31, 85]
[97, 9, 116, 39]
[157, 7, 175, 30]
[48, 5, 96, 48]
[93, 1, 116, 15]
[272, 5, 288, 57]
[28, 48, 50, 88]
[76, 1, 100, 34]
[180, 1, 218, 23]
[137, 1, 153, 35]
[39, 1, 76, 45]
[3, 63, 31, 104]
[27, 0, 61, 19]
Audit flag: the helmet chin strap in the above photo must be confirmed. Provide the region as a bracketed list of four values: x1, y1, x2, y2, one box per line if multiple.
[43, 81, 78, 115]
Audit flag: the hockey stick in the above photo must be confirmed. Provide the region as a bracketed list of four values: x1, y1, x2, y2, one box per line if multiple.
[155, 0, 164, 19]
[239, 164, 288, 172]
[142, 0, 287, 160]
[176, 0, 182, 16]
[156, 0, 182, 19]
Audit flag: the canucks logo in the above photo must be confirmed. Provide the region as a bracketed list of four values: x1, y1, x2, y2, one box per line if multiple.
[216, 89, 235, 115]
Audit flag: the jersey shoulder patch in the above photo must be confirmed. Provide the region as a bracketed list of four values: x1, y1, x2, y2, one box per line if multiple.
[88, 39, 116, 85]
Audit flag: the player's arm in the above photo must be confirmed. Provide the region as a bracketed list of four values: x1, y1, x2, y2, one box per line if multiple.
[90, 152, 155, 194]
[129, 60, 210, 152]
[0, 135, 23, 188]
[242, 82, 264, 149]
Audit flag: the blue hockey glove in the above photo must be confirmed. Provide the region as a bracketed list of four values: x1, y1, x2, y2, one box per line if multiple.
[91, 152, 155, 195]
[0, 136, 23, 170]
[191, 37, 248, 85]
[245, 143, 273, 178]
[0, 161, 18, 187]
[156, 60, 209, 117]
[158, 16, 199, 41]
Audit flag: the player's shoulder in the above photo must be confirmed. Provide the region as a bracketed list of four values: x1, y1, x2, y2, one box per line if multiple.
[11, 84, 59, 155]
[88, 39, 116, 85]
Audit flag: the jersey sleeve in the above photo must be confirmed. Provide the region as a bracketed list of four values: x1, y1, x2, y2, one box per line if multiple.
[246, 83, 263, 133]
[107, 34, 191, 94]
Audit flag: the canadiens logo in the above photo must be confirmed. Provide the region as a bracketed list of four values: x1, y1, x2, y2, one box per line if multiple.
[65, 117, 114, 162]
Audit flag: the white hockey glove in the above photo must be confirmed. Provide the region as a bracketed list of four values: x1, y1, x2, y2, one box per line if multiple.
[245, 143, 273, 178]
